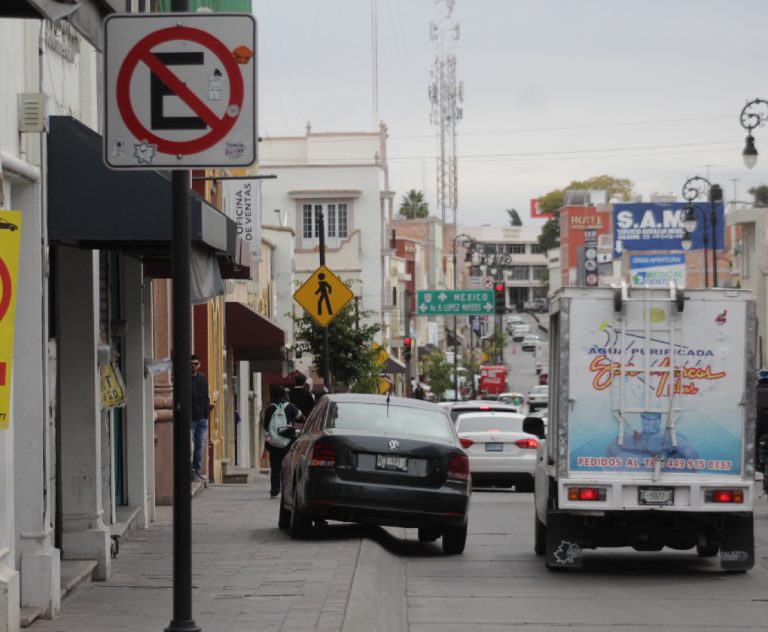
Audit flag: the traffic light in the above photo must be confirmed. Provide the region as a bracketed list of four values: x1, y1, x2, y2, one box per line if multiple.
[494, 283, 505, 314]
[403, 337, 413, 362]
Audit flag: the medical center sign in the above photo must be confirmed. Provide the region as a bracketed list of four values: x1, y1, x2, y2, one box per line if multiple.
[104, 13, 256, 169]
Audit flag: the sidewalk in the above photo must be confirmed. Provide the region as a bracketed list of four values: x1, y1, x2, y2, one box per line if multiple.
[30, 474, 364, 632]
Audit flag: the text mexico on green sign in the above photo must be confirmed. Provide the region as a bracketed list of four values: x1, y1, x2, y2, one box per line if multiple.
[416, 290, 494, 316]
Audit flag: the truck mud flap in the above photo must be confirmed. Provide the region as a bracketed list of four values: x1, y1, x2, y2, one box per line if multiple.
[545, 512, 583, 569]
[719, 514, 754, 572]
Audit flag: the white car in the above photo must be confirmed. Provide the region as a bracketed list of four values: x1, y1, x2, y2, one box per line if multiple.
[496, 392, 525, 412]
[521, 334, 540, 352]
[527, 385, 548, 411]
[511, 325, 530, 341]
[456, 412, 539, 492]
[506, 315, 524, 327]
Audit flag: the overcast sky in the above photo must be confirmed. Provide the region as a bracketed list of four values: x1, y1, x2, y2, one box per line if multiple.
[252, 0, 768, 228]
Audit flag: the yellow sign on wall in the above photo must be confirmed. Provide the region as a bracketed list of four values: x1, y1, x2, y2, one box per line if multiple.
[100, 361, 127, 408]
[0, 211, 23, 430]
[293, 265, 354, 327]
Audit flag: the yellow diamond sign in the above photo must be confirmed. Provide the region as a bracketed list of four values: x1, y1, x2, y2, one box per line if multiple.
[294, 265, 354, 327]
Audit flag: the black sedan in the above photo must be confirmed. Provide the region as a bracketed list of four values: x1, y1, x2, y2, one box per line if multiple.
[279, 393, 471, 554]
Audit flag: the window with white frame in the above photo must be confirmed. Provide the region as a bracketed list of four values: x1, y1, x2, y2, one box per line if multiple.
[301, 202, 350, 247]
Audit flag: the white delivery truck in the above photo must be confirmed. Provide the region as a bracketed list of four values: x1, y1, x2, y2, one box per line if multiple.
[524, 284, 757, 571]
[534, 340, 549, 376]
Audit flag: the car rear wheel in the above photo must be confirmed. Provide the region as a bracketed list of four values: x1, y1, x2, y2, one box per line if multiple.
[534, 514, 545, 556]
[418, 527, 441, 543]
[442, 524, 467, 554]
[288, 488, 313, 539]
[278, 494, 291, 530]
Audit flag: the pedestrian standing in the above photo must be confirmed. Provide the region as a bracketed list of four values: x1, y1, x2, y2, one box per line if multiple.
[190, 354, 210, 482]
[263, 383, 303, 497]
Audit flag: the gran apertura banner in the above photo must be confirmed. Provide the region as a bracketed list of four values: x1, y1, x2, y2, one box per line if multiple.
[0, 210, 22, 430]
[567, 296, 744, 476]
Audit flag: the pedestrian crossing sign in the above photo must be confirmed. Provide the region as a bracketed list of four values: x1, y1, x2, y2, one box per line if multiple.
[293, 265, 354, 327]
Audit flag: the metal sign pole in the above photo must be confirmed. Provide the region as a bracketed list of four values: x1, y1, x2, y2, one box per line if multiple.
[165, 4, 200, 631]
[318, 210, 330, 391]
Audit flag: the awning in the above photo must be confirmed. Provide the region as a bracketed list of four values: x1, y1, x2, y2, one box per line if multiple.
[47, 116, 250, 279]
[3, 0, 120, 51]
[381, 356, 406, 375]
[225, 301, 286, 372]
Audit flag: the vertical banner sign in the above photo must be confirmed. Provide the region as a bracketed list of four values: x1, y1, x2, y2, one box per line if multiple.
[0, 210, 22, 430]
[583, 228, 598, 287]
[223, 178, 261, 261]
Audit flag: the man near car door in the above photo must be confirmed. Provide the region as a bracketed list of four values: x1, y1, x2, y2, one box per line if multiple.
[191, 354, 210, 482]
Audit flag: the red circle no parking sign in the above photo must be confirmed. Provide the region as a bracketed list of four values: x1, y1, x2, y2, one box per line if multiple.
[116, 25, 244, 156]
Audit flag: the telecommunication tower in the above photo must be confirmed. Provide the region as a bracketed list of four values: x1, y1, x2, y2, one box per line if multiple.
[428, 0, 463, 226]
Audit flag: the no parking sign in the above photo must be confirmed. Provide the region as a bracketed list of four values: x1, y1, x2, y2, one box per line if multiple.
[104, 13, 256, 169]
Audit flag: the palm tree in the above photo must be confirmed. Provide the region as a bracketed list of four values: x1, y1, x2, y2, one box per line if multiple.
[398, 189, 429, 219]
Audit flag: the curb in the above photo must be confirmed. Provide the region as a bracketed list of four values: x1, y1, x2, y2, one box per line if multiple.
[342, 535, 407, 632]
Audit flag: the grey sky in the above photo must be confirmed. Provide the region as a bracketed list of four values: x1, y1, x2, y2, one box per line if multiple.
[253, 0, 768, 226]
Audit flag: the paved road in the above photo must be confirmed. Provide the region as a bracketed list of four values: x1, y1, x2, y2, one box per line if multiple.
[382, 487, 768, 632]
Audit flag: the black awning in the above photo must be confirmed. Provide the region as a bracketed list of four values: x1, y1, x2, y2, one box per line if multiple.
[225, 301, 286, 370]
[381, 355, 406, 375]
[47, 116, 250, 278]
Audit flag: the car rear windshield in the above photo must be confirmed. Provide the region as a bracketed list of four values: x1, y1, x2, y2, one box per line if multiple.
[457, 417, 524, 433]
[450, 405, 514, 422]
[325, 402, 453, 440]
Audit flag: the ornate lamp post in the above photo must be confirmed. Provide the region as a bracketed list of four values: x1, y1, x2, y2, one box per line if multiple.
[452, 234, 480, 400]
[740, 98, 768, 169]
[680, 176, 723, 287]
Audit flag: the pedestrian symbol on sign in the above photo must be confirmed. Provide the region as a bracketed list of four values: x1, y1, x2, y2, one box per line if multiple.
[316, 273, 333, 316]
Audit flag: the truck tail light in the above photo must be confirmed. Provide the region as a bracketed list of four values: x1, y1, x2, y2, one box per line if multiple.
[705, 489, 744, 503]
[447, 453, 470, 481]
[515, 438, 539, 449]
[459, 438, 474, 449]
[310, 440, 336, 467]
[567, 486, 607, 502]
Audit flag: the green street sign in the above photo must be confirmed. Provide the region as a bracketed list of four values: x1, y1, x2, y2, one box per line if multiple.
[416, 289, 494, 316]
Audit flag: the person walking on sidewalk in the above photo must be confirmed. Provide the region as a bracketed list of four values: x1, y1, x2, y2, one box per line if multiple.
[191, 354, 211, 482]
[289, 372, 316, 423]
[263, 384, 303, 497]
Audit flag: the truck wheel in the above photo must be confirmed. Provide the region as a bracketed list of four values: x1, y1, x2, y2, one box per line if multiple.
[534, 515, 545, 556]
[696, 543, 718, 557]
[442, 524, 467, 554]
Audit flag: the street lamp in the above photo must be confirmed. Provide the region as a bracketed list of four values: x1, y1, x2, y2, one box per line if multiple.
[452, 234, 481, 400]
[681, 176, 723, 287]
[739, 98, 768, 169]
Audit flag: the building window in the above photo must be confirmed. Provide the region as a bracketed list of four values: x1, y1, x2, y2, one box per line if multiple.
[300, 202, 350, 247]
[530, 243, 543, 254]
[532, 265, 547, 280]
[506, 243, 525, 254]
[510, 265, 529, 280]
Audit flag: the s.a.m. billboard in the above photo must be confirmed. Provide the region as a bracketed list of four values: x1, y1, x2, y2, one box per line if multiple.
[612, 203, 724, 258]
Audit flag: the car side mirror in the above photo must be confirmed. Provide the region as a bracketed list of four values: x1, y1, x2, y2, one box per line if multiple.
[277, 426, 297, 439]
[523, 416, 545, 439]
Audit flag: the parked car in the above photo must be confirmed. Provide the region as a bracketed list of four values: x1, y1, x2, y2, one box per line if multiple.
[455, 412, 538, 491]
[279, 393, 471, 554]
[526, 385, 548, 411]
[448, 400, 522, 424]
[521, 334, 540, 352]
[506, 315, 524, 332]
[512, 324, 530, 341]
[538, 372, 549, 386]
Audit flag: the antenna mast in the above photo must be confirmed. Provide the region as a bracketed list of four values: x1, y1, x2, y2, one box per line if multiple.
[429, 0, 463, 226]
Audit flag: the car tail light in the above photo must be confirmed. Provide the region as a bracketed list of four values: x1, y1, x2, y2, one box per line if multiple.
[705, 489, 744, 503]
[310, 440, 336, 467]
[447, 453, 469, 481]
[515, 438, 539, 449]
[479, 405, 490, 410]
[459, 437, 474, 449]
[567, 486, 606, 501]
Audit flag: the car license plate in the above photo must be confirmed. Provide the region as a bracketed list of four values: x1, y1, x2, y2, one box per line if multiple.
[638, 487, 674, 506]
[376, 454, 408, 472]
[485, 443, 503, 452]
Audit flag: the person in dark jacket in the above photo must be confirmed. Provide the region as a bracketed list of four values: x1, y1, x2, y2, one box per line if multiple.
[289, 373, 316, 420]
[190, 354, 210, 482]
[263, 383, 303, 497]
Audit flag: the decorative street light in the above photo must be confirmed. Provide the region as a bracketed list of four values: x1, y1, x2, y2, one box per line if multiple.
[452, 234, 481, 400]
[739, 98, 768, 169]
[681, 176, 723, 287]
